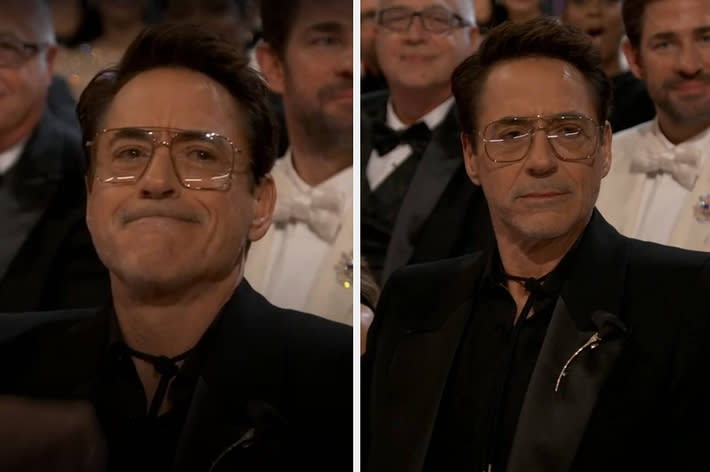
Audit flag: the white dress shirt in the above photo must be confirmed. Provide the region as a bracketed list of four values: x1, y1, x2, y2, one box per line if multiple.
[605, 120, 710, 245]
[366, 96, 454, 190]
[0, 140, 26, 176]
[246, 150, 353, 319]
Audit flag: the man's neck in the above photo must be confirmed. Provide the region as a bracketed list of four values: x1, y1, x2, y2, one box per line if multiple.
[657, 112, 710, 145]
[495, 220, 586, 318]
[111, 271, 240, 358]
[288, 136, 352, 187]
[388, 85, 452, 125]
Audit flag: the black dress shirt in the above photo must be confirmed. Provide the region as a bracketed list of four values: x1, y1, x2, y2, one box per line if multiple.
[93, 309, 221, 471]
[424, 245, 578, 472]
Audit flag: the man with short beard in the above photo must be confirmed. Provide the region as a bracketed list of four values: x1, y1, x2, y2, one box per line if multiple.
[246, 0, 353, 325]
[597, 0, 710, 251]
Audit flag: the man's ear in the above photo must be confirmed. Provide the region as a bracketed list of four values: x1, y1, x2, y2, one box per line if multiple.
[600, 121, 613, 177]
[256, 42, 285, 95]
[461, 132, 481, 185]
[248, 174, 276, 242]
[622, 38, 644, 81]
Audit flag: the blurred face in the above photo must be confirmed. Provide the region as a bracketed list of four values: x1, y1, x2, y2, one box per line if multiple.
[260, 0, 353, 151]
[361, 0, 379, 70]
[562, 0, 624, 69]
[375, 0, 478, 94]
[625, 0, 710, 129]
[462, 57, 612, 244]
[86, 67, 274, 295]
[0, 4, 55, 146]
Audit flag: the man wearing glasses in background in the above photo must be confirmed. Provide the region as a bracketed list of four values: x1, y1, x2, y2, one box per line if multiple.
[364, 17, 710, 472]
[361, 0, 492, 287]
[0, 0, 109, 312]
[0, 23, 351, 472]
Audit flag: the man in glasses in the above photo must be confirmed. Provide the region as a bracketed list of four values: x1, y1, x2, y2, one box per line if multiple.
[0, 0, 109, 311]
[364, 17, 710, 471]
[0, 23, 351, 471]
[361, 0, 491, 287]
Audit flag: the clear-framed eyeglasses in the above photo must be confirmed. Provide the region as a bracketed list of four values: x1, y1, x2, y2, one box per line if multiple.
[377, 6, 472, 34]
[0, 33, 49, 68]
[86, 127, 247, 191]
[476, 114, 604, 163]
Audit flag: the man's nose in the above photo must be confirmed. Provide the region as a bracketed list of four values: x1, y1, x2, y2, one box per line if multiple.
[523, 128, 559, 176]
[138, 143, 180, 198]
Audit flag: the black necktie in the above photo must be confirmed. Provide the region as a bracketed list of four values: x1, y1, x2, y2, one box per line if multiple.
[371, 121, 431, 156]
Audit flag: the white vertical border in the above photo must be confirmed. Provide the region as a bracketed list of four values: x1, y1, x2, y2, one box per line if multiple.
[352, 0, 362, 470]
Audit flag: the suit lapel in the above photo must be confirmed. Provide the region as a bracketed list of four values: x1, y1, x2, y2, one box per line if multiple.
[369, 255, 485, 471]
[508, 212, 630, 472]
[382, 104, 463, 281]
[304, 202, 353, 325]
[174, 281, 287, 472]
[668, 155, 710, 250]
[0, 109, 67, 280]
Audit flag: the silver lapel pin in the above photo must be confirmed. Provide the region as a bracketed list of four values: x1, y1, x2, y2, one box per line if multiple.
[554, 332, 602, 393]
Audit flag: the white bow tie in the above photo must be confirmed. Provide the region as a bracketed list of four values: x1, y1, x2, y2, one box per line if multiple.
[272, 180, 345, 243]
[629, 148, 700, 190]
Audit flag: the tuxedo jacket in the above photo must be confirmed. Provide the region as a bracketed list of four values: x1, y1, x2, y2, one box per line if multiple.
[361, 91, 492, 284]
[0, 280, 353, 471]
[0, 106, 110, 311]
[597, 119, 710, 251]
[364, 211, 710, 472]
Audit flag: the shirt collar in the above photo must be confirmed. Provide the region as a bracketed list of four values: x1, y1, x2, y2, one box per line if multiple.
[651, 117, 710, 166]
[0, 139, 27, 175]
[385, 96, 455, 131]
[280, 149, 354, 201]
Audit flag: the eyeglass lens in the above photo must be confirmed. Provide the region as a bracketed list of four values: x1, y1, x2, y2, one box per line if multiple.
[483, 116, 599, 162]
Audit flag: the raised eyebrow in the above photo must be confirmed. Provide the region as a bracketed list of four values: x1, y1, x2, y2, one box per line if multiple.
[694, 26, 710, 37]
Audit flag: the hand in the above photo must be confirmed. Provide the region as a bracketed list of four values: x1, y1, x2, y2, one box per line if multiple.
[0, 395, 107, 472]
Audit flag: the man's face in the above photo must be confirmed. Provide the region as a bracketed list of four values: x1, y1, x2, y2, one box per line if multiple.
[462, 57, 612, 244]
[562, 0, 624, 69]
[375, 0, 477, 94]
[0, 5, 55, 144]
[626, 0, 710, 128]
[260, 0, 353, 150]
[86, 67, 274, 294]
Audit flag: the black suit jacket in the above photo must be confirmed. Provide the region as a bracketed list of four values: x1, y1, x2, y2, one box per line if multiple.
[364, 211, 710, 471]
[0, 280, 353, 471]
[0, 106, 110, 311]
[361, 91, 492, 284]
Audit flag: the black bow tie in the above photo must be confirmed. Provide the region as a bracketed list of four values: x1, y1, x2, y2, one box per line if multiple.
[371, 121, 431, 156]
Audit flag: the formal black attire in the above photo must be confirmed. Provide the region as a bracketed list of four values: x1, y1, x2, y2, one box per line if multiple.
[364, 210, 710, 472]
[609, 71, 656, 133]
[0, 280, 353, 471]
[0, 106, 110, 311]
[361, 91, 493, 285]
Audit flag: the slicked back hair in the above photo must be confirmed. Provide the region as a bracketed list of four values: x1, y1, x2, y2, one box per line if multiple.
[451, 16, 612, 136]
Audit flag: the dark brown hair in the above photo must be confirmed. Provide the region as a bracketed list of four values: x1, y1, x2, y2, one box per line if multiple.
[259, 0, 302, 57]
[622, 0, 660, 50]
[77, 22, 277, 183]
[451, 16, 612, 135]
